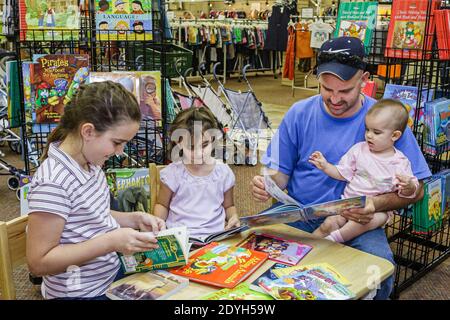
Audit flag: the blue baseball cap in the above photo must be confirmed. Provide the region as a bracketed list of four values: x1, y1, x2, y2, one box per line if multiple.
[317, 36, 367, 81]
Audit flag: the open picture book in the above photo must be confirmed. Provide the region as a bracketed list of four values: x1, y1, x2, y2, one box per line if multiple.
[118, 226, 191, 274]
[189, 225, 248, 247]
[239, 175, 366, 227]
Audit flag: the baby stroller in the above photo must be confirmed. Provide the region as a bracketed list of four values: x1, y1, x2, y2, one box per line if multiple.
[172, 62, 248, 164]
[182, 62, 234, 130]
[213, 62, 273, 165]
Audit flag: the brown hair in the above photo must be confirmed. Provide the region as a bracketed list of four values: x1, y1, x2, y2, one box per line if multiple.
[41, 81, 141, 160]
[168, 107, 220, 158]
[366, 98, 409, 133]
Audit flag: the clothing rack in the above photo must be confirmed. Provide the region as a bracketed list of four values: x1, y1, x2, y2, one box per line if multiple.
[170, 18, 271, 83]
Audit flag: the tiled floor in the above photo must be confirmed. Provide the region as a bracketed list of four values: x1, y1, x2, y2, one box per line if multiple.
[1, 75, 449, 300]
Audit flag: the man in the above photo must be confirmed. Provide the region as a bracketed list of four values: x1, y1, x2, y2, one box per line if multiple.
[251, 36, 431, 299]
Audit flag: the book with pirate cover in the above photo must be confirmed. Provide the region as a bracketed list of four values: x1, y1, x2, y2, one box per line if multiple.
[170, 242, 268, 289]
[31, 54, 89, 124]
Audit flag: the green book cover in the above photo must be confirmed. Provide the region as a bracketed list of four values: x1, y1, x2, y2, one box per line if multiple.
[106, 167, 151, 212]
[426, 178, 442, 232]
[334, 1, 378, 54]
[119, 234, 187, 274]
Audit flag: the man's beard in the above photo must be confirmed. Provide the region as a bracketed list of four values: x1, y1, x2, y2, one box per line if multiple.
[134, 29, 145, 34]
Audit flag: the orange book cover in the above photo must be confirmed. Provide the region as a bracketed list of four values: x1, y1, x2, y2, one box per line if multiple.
[169, 242, 268, 289]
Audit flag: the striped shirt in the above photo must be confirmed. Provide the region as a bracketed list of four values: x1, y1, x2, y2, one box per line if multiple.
[28, 142, 120, 299]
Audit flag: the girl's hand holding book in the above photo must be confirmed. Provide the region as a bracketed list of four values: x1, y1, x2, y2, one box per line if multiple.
[225, 214, 241, 230]
[110, 228, 159, 255]
[133, 211, 166, 233]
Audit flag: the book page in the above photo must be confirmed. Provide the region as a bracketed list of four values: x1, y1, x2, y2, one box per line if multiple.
[264, 175, 301, 206]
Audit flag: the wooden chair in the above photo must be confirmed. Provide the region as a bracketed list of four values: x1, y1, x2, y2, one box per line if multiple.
[0, 216, 28, 300]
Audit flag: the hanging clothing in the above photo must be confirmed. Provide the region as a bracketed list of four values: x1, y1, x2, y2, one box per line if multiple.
[309, 22, 334, 49]
[295, 23, 314, 59]
[265, 5, 293, 51]
[283, 25, 295, 80]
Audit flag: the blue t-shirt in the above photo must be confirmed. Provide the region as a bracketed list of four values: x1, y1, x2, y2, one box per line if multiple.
[262, 94, 432, 206]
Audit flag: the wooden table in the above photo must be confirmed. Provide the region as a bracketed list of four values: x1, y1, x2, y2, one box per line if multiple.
[169, 224, 395, 300]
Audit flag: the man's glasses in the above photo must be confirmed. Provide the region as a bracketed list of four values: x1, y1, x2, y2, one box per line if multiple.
[317, 51, 367, 70]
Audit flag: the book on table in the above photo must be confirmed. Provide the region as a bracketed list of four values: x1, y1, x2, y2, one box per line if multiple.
[170, 242, 268, 288]
[118, 226, 190, 274]
[188, 225, 248, 247]
[239, 175, 366, 227]
[106, 270, 189, 300]
[237, 232, 312, 266]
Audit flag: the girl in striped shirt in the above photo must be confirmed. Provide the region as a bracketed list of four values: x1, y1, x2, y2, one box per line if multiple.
[27, 81, 166, 299]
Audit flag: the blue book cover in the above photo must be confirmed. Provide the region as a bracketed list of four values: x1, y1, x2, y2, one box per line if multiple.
[382, 84, 434, 129]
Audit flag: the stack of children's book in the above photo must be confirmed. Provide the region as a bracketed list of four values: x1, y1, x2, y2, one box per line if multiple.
[249, 263, 354, 300]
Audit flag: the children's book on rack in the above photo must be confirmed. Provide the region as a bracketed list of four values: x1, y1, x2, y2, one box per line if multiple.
[30, 54, 90, 124]
[440, 169, 450, 223]
[18, 0, 81, 41]
[106, 270, 189, 300]
[362, 80, 377, 98]
[385, 0, 439, 59]
[239, 175, 366, 228]
[118, 226, 190, 274]
[106, 165, 156, 213]
[434, 10, 450, 60]
[412, 176, 444, 235]
[95, 0, 153, 41]
[200, 283, 274, 300]
[334, 1, 378, 54]
[170, 242, 268, 289]
[237, 232, 312, 266]
[382, 84, 434, 129]
[189, 225, 248, 248]
[422, 98, 450, 155]
[256, 265, 354, 300]
[89, 71, 162, 120]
